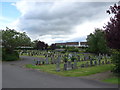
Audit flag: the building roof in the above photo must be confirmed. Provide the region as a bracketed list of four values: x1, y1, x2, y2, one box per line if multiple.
[55, 42, 79, 46]
[80, 42, 88, 45]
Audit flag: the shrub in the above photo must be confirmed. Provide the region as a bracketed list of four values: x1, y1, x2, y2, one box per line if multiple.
[2, 50, 19, 61]
[61, 51, 66, 54]
[67, 48, 79, 52]
[111, 50, 120, 76]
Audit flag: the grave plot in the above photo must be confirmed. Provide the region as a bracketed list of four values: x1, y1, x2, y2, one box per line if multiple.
[22, 50, 112, 72]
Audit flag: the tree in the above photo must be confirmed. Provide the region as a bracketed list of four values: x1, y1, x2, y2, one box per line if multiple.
[32, 40, 48, 50]
[50, 44, 56, 50]
[2, 27, 31, 61]
[104, 3, 120, 49]
[86, 28, 108, 54]
[2, 27, 31, 52]
[104, 2, 120, 74]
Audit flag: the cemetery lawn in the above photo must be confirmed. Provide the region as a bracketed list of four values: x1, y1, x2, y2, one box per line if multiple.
[26, 64, 113, 77]
[102, 77, 120, 84]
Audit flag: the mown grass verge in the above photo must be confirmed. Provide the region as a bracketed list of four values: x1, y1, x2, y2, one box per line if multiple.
[26, 64, 113, 77]
[102, 77, 120, 84]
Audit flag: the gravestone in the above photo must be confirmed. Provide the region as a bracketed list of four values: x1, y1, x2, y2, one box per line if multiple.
[106, 61, 111, 64]
[33, 59, 37, 65]
[77, 56, 80, 62]
[94, 61, 97, 66]
[98, 58, 101, 65]
[67, 61, 72, 70]
[105, 56, 107, 64]
[85, 62, 89, 67]
[36, 60, 41, 65]
[56, 63, 60, 72]
[88, 56, 91, 60]
[102, 61, 104, 65]
[56, 56, 61, 71]
[64, 63, 67, 71]
[83, 56, 86, 61]
[51, 56, 54, 64]
[73, 60, 77, 69]
[80, 64, 84, 68]
[45, 56, 49, 64]
[42, 60, 45, 65]
[90, 58, 93, 66]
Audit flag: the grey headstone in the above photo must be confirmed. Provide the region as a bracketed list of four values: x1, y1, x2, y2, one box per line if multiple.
[64, 63, 67, 71]
[107, 61, 111, 64]
[67, 61, 72, 70]
[94, 61, 97, 65]
[102, 61, 104, 65]
[73, 60, 77, 69]
[90, 58, 93, 66]
[77, 56, 80, 62]
[45, 56, 49, 64]
[85, 62, 89, 67]
[56, 63, 60, 72]
[56, 56, 61, 71]
[80, 64, 84, 68]
[98, 58, 101, 65]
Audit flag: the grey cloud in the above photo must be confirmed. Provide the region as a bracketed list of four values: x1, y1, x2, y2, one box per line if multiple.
[15, 2, 115, 42]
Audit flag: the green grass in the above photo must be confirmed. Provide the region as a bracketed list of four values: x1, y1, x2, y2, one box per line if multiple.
[102, 77, 120, 84]
[20, 54, 45, 58]
[26, 64, 113, 77]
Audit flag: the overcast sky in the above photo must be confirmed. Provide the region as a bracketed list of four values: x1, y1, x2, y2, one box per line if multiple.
[0, 0, 118, 45]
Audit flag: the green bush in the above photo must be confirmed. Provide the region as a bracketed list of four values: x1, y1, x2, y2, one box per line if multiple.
[111, 50, 120, 76]
[61, 51, 66, 53]
[2, 50, 19, 61]
[67, 48, 79, 52]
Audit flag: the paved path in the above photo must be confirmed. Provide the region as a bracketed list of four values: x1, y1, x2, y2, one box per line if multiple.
[2, 56, 118, 88]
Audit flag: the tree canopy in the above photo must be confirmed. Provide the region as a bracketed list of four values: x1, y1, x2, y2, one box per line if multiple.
[86, 28, 108, 54]
[104, 3, 120, 49]
[104, 2, 120, 74]
[2, 27, 31, 52]
[32, 40, 48, 50]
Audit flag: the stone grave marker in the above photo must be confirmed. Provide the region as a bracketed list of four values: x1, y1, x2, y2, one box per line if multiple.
[106, 61, 111, 64]
[36, 60, 41, 65]
[33, 59, 37, 65]
[102, 61, 104, 65]
[98, 58, 101, 65]
[90, 58, 93, 66]
[56, 56, 61, 72]
[94, 60, 97, 66]
[105, 55, 108, 64]
[64, 63, 67, 71]
[80, 64, 84, 68]
[67, 61, 72, 70]
[45, 56, 49, 64]
[51, 56, 54, 64]
[77, 55, 80, 62]
[73, 60, 77, 69]
[85, 62, 89, 67]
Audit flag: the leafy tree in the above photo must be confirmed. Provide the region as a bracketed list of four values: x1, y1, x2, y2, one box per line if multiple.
[86, 28, 108, 54]
[50, 44, 56, 50]
[2, 27, 31, 61]
[104, 3, 120, 49]
[33, 40, 48, 50]
[2, 27, 31, 52]
[104, 2, 120, 74]
[31, 40, 39, 49]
